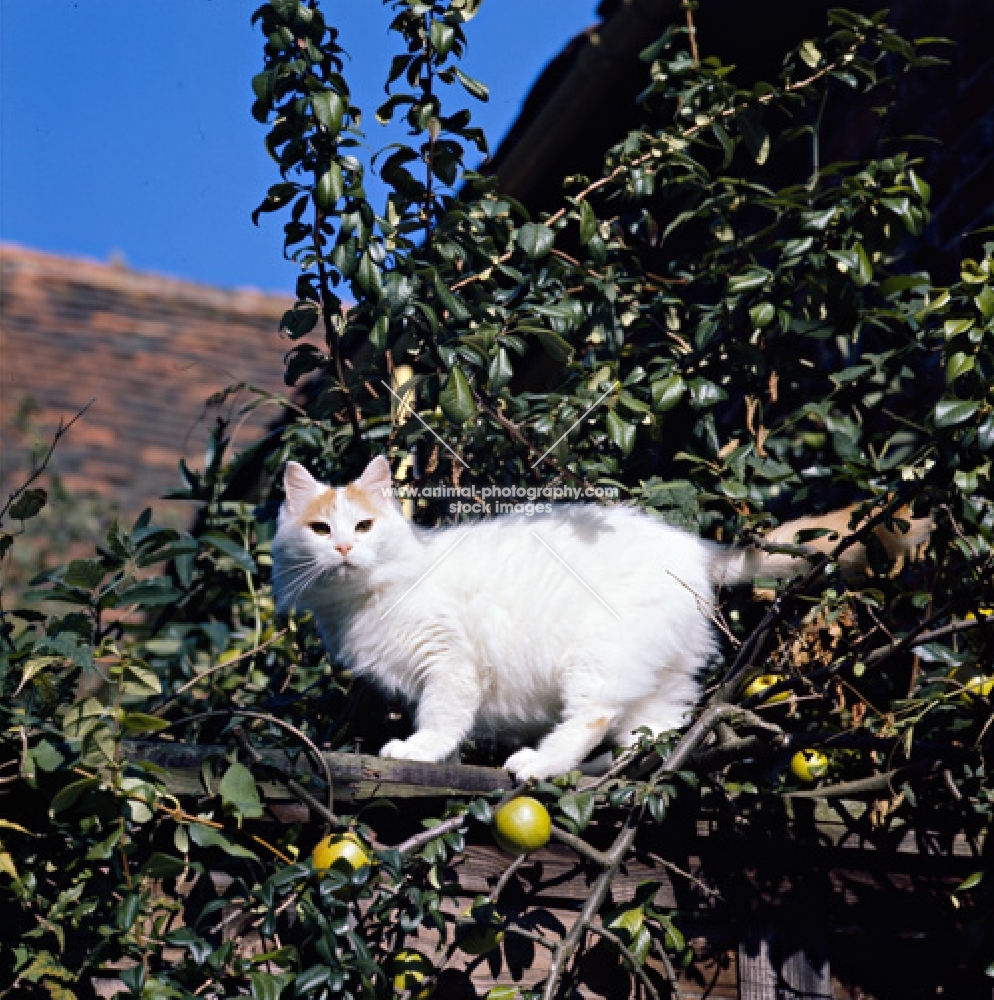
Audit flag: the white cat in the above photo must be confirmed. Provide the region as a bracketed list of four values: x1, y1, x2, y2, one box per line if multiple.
[270, 457, 927, 780]
[273, 457, 744, 780]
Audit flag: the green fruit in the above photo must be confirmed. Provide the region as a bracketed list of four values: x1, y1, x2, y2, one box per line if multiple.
[311, 832, 370, 876]
[391, 949, 434, 999]
[456, 904, 504, 956]
[790, 749, 829, 783]
[743, 673, 789, 704]
[493, 796, 552, 854]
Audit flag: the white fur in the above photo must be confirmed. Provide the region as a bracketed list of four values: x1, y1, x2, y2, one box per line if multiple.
[271, 460, 732, 781]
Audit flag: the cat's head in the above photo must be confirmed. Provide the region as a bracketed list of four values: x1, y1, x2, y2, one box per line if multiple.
[273, 457, 410, 603]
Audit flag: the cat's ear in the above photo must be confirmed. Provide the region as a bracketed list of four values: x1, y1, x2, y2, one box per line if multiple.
[355, 455, 393, 499]
[283, 461, 322, 516]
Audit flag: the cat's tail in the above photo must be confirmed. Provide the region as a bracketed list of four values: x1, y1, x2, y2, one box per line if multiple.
[708, 504, 933, 587]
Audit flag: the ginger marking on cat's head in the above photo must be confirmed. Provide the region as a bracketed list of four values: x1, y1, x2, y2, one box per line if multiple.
[277, 458, 406, 578]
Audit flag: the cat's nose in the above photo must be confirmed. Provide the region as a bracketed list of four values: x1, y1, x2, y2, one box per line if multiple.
[335, 543, 353, 559]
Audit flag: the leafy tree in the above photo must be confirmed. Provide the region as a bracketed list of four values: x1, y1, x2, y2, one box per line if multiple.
[1, 2, 992, 997]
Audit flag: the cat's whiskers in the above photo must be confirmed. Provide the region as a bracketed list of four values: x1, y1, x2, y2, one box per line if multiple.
[274, 556, 332, 607]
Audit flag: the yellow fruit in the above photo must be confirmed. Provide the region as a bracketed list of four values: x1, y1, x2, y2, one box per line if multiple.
[743, 673, 790, 704]
[456, 904, 504, 956]
[964, 608, 993, 620]
[493, 796, 552, 855]
[790, 749, 829, 783]
[963, 675, 994, 699]
[311, 832, 370, 876]
[391, 949, 434, 999]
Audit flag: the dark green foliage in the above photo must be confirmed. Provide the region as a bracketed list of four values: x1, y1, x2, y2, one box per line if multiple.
[1, 2, 993, 997]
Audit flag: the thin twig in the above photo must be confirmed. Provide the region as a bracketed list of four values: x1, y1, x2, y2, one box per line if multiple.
[550, 825, 609, 866]
[313, 210, 365, 452]
[645, 851, 720, 901]
[649, 934, 684, 1000]
[395, 812, 467, 856]
[489, 852, 528, 903]
[232, 725, 337, 828]
[151, 630, 287, 716]
[588, 923, 663, 1000]
[1, 397, 96, 523]
[682, 0, 699, 68]
[452, 57, 844, 295]
[784, 766, 925, 799]
[161, 709, 335, 821]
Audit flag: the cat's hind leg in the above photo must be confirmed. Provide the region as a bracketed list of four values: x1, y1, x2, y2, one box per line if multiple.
[618, 691, 694, 750]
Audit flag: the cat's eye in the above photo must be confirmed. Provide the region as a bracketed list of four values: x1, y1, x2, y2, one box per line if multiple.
[354, 519, 375, 534]
[308, 521, 331, 536]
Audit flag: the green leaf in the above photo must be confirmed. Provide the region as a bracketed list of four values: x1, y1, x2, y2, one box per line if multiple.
[9, 488, 47, 521]
[201, 533, 257, 574]
[728, 268, 771, 294]
[606, 411, 636, 455]
[530, 328, 573, 365]
[489, 347, 514, 391]
[453, 66, 489, 101]
[355, 251, 383, 298]
[853, 243, 873, 286]
[651, 374, 685, 412]
[432, 272, 470, 321]
[314, 163, 343, 210]
[113, 578, 183, 608]
[799, 39, 822, 68]
[439, 365, 476, 424]
[608, 907, 644, 937]
[86, 826, 123, 861]
[63, 558, 106, 590]
[188, 822, 259, 859]
[738, 111, 770, 164]
[311, 90, 344, 135]
[121, 712, 172, 735]
[280, 302, 320, 340]
[142, 853, 187, 879]
[50, 777, 101, 817]
[579, 201, 598, 245]
[485, 989, 518, 1000]
[517, 223, 555, 259]
[975, 284, 994, 320]
[122, 661, 162, 697]
[946, 352, 975, 382]
[943, 318, 974, 338]
[957, 871, 984, 892]
[219, 762, 264, 820]
[934, 398, 980, 428]
[749, 302, 776, 328]
[430, 19, 456, 57]
[801, 206, 836, 230]
[558, 791, 595, 832]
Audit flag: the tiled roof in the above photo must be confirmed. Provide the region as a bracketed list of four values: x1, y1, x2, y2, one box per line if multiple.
[1, 243, 294, 518]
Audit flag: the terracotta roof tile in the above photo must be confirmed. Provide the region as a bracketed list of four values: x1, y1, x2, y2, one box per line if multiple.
[1, 243, 300, 518]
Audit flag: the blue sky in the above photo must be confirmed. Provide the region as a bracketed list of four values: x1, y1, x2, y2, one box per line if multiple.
[0, 1, 600, 295]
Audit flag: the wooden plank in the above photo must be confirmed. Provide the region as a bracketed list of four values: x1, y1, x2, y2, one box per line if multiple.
[126, 738, 509, 803]
[125, 740, 985, 863]
[738, 924, 831, 1000]
[739, 926, 778, 1000]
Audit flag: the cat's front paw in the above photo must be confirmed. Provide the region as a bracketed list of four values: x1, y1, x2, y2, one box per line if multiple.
[503, 747, 554, 781]
[380, 732, 456, 763]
